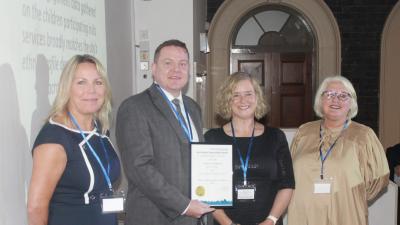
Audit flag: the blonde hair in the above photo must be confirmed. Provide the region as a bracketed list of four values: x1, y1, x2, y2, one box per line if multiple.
[314, 75, 358, 119]
[216, 72, 269, 120]
[48, 54, 112, 133]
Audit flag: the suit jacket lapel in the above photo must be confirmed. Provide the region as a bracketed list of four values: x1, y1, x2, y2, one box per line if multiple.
[148, 84, 188, 143]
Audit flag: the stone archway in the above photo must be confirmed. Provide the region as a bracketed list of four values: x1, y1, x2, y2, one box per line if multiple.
[206, 0, 341, 127]
[379, 2, 400, 149]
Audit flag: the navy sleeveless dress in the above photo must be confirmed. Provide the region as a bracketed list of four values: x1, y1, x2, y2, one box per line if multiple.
[33, 119, 121, 225]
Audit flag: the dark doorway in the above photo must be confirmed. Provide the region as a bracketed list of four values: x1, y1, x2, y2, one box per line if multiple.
[231, 5, 315, 127]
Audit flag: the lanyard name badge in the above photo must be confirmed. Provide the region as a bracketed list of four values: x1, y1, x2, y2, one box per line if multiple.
[68, 112, 125, 213]
[156, 84, 193, 141]
[231, 122, 256, 201]
[314, 119, 349, 194]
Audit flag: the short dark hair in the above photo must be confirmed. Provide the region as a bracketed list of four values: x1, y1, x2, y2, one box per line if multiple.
[153, 39, 189, 62]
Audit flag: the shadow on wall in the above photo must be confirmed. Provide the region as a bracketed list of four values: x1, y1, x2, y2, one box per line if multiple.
[30, 54, 51, 147]
[0, 64, 30, 225]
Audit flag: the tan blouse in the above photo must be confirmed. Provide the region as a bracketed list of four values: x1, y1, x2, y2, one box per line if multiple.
[287, 120, 389, 225]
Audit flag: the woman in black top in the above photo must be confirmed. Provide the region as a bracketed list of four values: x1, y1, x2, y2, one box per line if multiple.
[204, 72, 294, 225]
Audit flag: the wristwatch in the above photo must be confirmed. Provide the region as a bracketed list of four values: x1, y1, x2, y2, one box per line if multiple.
[267, 215, 278, 225]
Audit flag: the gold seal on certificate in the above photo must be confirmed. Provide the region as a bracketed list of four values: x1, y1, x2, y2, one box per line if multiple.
[195, 186, 205, 196]
[190, 143, 233, 207]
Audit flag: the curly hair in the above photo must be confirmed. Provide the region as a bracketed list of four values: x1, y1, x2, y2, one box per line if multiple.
[216, 72, 269, 120]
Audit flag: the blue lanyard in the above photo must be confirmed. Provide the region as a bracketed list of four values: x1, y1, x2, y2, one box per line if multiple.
[68, 112, 113, 191]
[319, 120, 349, 179]
[231, 122, 255, 185]
[155, 84, 193, 141]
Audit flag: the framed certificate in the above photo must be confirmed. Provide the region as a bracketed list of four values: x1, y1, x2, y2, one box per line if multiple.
[190, 143, 233, 207]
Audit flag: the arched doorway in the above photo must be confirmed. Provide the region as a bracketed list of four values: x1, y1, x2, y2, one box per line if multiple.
[379, 2, 400, 149]
[230, 5, 315, 128]
[206, 0, 341, 128]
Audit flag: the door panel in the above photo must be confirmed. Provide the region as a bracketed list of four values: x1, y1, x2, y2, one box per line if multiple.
[281, 96, 304, 127]
[233, 52, 313, 128]
[269, 52, 312, 127]
[271, 53, 313, 127]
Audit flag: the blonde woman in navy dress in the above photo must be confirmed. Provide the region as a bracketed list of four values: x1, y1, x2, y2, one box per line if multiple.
[27, 55, 121, 225]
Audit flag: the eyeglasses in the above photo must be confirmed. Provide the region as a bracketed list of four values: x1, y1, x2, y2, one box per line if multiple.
[321, 90, 351, 102]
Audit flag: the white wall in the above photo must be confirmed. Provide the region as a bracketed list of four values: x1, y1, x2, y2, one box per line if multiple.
[105, 1, 135, 109]
[0, 1, 107, 224]
[368, 182, 397, 225]
[0, 0, 138, 222]
[105, 0, 136, 193]
[133, 0, 199, 98]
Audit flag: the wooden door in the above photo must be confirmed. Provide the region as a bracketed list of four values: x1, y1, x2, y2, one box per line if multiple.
[266, 52, 313, 127]
[235, 52, 312, 128]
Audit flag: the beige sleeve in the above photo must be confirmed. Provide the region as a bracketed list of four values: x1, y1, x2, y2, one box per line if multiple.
[290, 128, 302, 157]
[362, 128, 390, 201]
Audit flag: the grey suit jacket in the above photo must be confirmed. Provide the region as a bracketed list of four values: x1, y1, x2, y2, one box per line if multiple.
[116, 84, 204, 225]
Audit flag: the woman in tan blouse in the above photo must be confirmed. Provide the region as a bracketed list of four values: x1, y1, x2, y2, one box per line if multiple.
[287, 76, 389, 225]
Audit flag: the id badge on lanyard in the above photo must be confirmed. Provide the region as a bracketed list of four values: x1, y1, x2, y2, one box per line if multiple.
[69, 112, 126, 213]
[236, 182, 256, 201]
[315, 120, 347, 194]
[101, 190, 126, 213]
[231, 122, 256, 202]
[313, 177, 333, 194]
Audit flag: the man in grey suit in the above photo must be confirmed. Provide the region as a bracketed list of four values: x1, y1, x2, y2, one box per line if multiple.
[116, 39, 214, 225]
